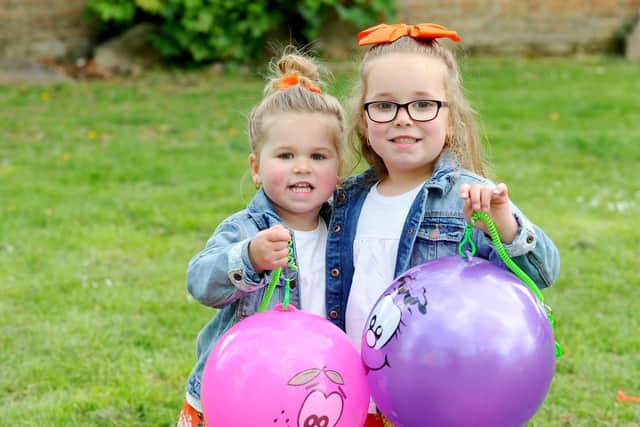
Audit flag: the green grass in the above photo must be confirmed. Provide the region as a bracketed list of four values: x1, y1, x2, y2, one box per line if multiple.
[1, 56, 639, 426]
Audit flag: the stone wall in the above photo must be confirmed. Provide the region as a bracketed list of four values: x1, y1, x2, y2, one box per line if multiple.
[0, 0, 93, 60]
[0, 0, 639, 61]
[400, 0, 640, 55]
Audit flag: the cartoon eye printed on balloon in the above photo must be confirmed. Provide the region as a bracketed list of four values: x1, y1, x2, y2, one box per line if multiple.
[365, 277, 429, 352]
[365, 295, 401, 350]
[287, 367, 347, 427]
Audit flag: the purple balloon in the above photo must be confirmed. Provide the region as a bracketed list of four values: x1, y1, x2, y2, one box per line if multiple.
[361, 256, 555, 427]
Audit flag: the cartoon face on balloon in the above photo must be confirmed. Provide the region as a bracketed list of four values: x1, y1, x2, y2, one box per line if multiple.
[200, 304, 369, 427]
[359, 256, 556, 427]
[361, 274, 428, 373]
[269, 367, 347, 427]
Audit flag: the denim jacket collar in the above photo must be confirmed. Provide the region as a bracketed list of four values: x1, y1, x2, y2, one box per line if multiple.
[246, 188, 282, 229]
[340, 152, 460, 195]
[426, 152, 460, 193]
[247, 188, 332, 229]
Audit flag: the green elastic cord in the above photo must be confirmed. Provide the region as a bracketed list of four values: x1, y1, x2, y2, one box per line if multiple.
[459, 212, 562, 357]
[282, 241, 297, 310]
[257, 240, 297, 312]
[458, 222, 477, 257]
[257, 267, 281, 313]
[282, 278, 291, 309]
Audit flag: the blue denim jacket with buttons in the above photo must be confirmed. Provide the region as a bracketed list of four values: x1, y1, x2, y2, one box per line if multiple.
[324, 154, 560, 330]
[184, 188, 330, 403]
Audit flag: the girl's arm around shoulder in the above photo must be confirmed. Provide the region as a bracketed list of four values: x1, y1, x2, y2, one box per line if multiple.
[186, 217, 265, 308]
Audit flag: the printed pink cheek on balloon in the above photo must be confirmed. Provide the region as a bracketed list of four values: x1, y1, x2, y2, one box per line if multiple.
[297, 391, 343, 427]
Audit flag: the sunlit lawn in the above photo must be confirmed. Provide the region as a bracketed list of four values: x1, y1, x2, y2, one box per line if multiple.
[1, 55, 639, 426]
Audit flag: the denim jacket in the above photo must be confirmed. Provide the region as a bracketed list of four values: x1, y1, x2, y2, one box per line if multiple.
[325, 154, 560, 331]
[185, 188, 330, 404]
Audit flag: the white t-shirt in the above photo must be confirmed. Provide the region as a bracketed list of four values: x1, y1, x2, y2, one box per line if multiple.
[346, 183, 422, 349]
[346, 183, 422, 413]
[294, 219, 328, 318]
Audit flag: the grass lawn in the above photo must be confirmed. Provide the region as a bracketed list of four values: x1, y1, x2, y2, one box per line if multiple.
[1, 55, 639, 426]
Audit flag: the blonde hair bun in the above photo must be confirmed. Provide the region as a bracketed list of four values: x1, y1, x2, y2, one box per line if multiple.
[277, 54, 319, 82]
[266, 48, 323, 94]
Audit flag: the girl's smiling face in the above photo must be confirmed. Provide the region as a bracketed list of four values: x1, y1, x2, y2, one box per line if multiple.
[249, 112, 340, 230]
[363, 52, 449, 187]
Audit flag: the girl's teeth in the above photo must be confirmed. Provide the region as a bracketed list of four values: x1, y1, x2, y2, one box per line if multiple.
[393, 137, 416, 144]
[291, 184, 311, 193]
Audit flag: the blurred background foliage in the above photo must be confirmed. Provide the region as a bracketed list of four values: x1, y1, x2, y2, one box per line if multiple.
[85, 0, 397, 65]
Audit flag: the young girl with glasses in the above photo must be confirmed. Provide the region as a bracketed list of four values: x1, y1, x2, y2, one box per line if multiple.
[323, 24, 560, 425]
[178, 49, 346, 427]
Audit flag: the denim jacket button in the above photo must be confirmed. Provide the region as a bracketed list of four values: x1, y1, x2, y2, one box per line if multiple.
[289, 279, 297, 289]
[337, 192, 347, 203]
[330, 268, 340, 277]
[526, 235, 535, 244]
[232, 272, 242, 281]
[329, 310, 339, 319]
[332, 224, 342, 233]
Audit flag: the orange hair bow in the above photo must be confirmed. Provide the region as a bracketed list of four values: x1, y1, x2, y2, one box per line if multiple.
[357, 23, 460, 46]
[277, 72, 321, 94]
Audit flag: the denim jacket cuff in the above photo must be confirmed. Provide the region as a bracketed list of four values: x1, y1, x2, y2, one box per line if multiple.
[502, 212, 537, 257]
[227, 238, 263, 291]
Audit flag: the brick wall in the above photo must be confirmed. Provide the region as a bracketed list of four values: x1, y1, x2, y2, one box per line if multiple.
[400, 0, 640, 54]
[0, 0, 93, 60]
[1, 0, 639, 61]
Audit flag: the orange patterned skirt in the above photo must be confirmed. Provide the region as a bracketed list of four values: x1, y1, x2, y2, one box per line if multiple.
[177, 401, 390, 427]
[177, 401, 208, 427]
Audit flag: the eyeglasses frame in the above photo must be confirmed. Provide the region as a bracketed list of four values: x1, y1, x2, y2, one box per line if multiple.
[363, 99, 449, 123]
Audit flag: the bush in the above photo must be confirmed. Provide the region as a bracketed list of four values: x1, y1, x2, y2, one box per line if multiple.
[86, 0, 396, 65]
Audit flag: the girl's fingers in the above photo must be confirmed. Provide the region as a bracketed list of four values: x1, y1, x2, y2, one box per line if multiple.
[271, 241, 288, 252]
[492, 183, 508, 201]
[459, 183, 470, 198]
[461, 183, 510, 211]
[265, 252, 289, 269]
[469, 184, 482, 211]
[481, 187, 494, 212]
[266, 227, 291, 243]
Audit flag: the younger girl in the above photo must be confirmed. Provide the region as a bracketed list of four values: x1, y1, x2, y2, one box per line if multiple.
[324, 23, 560, 423]
[178, 50, 346, 427]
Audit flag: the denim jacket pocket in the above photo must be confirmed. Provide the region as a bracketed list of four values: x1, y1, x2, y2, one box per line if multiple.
[414, 217, 466, 261]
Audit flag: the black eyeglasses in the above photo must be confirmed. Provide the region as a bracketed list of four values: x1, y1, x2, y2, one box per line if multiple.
[363, 100, 449, 123]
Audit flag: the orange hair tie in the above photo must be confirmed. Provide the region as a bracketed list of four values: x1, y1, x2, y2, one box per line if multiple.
[357, 23, 460, 46]
[277, 72, 321, 94]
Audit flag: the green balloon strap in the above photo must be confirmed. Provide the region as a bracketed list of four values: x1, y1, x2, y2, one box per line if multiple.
[257, 267, 281, 313]
[458, 211, 563, 357]
[258, 240, 297, 312]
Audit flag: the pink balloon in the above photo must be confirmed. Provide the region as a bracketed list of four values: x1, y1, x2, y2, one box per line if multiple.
[201, 304, 369, 427]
